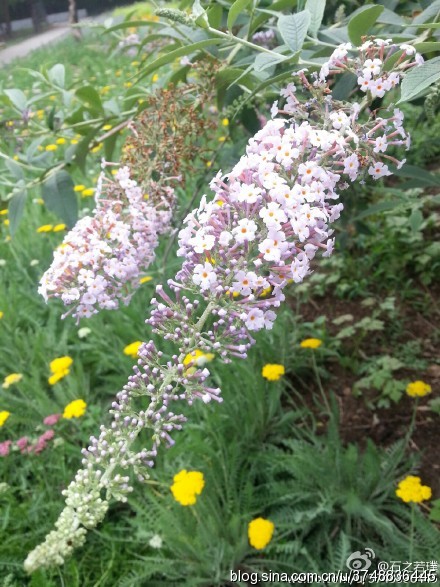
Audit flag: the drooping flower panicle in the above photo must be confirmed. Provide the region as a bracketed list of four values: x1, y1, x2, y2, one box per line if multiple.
[24, 40, 421, 573]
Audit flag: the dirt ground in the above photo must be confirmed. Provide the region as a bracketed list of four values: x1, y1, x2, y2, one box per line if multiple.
[290, 288, 440, 497]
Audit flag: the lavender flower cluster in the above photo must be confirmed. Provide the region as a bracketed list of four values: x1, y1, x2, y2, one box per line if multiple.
[38, 167, 173, 322]
[25, 39, 421, 573]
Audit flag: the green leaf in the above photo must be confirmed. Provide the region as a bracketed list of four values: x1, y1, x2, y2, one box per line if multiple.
[192, 0, 209, 29]
[347, 5, 384, 46]
[253, 52, 287, 72]
[398, 56, 440, 103]
[414, 41, 440, 53]
[4, 158, 24, 181]
[75, 86, 104, 114]
[429, 499, 440, 522]
[393, 164, 440, 186]
[251, 0, 300, 34]
[8, 190, 27, 236]
[137, 39, 223, 80]
[41, 171, 78, 228]
[48, 63, 65, 88]
[409, 209, 424, 232]
[103, 20, 161, 33]
[331, 72, 357, 100]
[227, 0, 252, 32]
[207, 4, 223, 28]
[305, 0, 326, 37]
[278, 11, 311, 53]
[4, 88, 27, 111]
[74, 128, 100, 173]
[412, 0, 440, 25]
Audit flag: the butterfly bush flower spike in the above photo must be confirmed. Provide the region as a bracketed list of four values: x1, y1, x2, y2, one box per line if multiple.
[24, 40, 421, 573]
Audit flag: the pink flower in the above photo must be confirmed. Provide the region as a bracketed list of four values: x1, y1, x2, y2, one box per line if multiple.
[43, 413, 61, 426]
[39, 430, 55, 442]
[0, 440, 12, 457]
[16, 437, 29, 452]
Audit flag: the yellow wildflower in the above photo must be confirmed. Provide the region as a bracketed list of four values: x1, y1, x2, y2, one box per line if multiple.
[170, 470, 205, 506]
[262, 364, 285, 381]
[73, 184, 85, 192]
[300, 338, 322, 349]
[34, 198, 44, 205]
[124, 81, 133, 88]
[56, 138, 66, 145]
[82, 188, 95, 197]
[111, 169, 118, 175]
[396, 476, 432, 503]
[123, 341, 142, 359]
[0, 311, 3, 319]
[63, 399, 87, 419]
[48, 356, 73, 385]
[0, 209, 7, 215]
[406, 380, 432, 398]
[218, 136, 226, 142]
[3, 219, 9, 226]
[37, 224, 53, 233]
[102, 124, 112, 131]
[50, 356, 73, 374]
[45, 144, 57, 151]
[222, 117, 229, 126]
[206, 161, 212, 168]
[139, 276, 152, 284]
[2, 373, 23, 389]
[53, 224, 66, 232]
[70, 139, 78, 145]
[183, 349, 215, 367]
[0, 411, 11, 427]
[152, 74, 159, 83]
[91, 143, 102, 153]
[248, 517, 274, 550]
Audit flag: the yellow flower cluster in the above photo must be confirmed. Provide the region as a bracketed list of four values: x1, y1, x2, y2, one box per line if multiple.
[2, 373, 23, 389]
[396, 476, 432, 503]
[0, 410, 11, 427]
[37, 224, 66, 233]
[406, 380, 432, 398]
[248, 517, 274, 549]
[48, 356, 73, 385]
[123, 341, 142, 359]
[63, 399, 87, 419]
[261, 363, 285, 381]
[300, 338, 322, 349]
[170, 470, 205, 506]
[139, 276, 152, 284]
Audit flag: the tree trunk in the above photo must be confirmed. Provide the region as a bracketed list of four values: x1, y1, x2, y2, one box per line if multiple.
[1, 0, 11, 38]
[29, 0, 47, 33]
[68, 0, 81, 40]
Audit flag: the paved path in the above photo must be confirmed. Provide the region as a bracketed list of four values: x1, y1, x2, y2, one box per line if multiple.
[0, 25, 71, 66]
